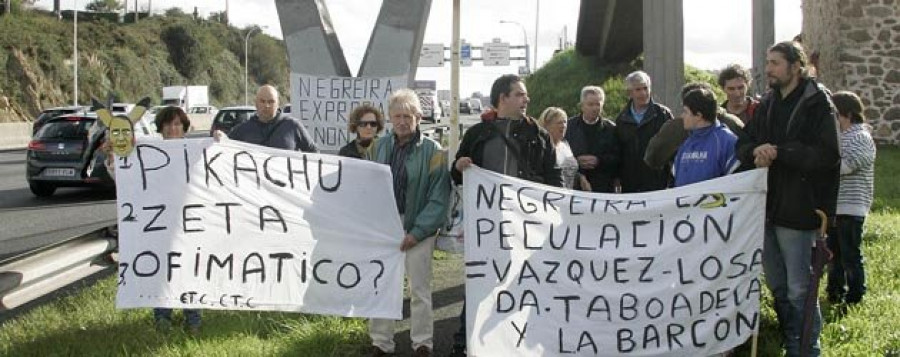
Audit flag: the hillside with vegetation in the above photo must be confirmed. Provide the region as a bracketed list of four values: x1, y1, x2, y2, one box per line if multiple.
[525, 48, 725, 119]
[0, 7, 289, 122]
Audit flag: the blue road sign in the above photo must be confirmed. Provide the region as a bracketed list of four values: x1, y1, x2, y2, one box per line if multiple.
[461, 42, 472, 66]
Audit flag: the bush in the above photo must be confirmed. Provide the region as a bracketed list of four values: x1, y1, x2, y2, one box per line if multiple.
[0, 9, 293, 118]
[525, 49, 638, 119]
[526, 49, 727, 120]
[162, 24, 216, 79]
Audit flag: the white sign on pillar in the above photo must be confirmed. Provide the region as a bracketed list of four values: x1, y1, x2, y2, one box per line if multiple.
[461, 41, 472, 67]
[419, 43, 445, 67]
[482, 38, 510, 66]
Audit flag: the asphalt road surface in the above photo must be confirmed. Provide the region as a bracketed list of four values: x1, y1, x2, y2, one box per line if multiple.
[0, 149, 116, 261]
[0, 130, 222, 260]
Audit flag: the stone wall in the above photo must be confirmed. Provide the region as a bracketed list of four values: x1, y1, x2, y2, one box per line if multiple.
[803, 0, 900, 144]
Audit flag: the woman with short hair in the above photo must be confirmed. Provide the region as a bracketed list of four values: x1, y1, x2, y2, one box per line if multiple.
[539, 107, 590, 191]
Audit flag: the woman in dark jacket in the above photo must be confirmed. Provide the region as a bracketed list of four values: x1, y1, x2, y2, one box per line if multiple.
[338, 103, 384, 159]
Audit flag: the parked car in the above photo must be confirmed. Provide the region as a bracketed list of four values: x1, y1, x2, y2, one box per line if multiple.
[459, 101, 472, 114]
[469, 99, 483, 113]
[110, 103, 135, 115]
[133, 115, 162, 139]
[209, 106, 256, 136]
[439, 100, 451, 117]
[188, 105, 218, 114]
[32, 106, 90, 135]
[141, 105, 169, 126]
[25, 114, 113, 197]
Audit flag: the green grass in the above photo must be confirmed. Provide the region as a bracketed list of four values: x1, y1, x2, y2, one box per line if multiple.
[0, 276, 371, 356]
[2, 147, 900, 356]
[735, 145, 900, 357]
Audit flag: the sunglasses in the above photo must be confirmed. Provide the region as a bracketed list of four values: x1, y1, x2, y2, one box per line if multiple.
[358, 121, 378, 128]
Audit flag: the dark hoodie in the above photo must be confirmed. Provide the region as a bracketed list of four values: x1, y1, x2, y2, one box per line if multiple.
[737, 78, 840, 230]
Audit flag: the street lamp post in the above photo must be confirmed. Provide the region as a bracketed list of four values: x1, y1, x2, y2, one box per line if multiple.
[499, 20, 530, 74]
[244, 25, 267, 105]
[534, 0, 539, 72]
[73, 0, 78, 106]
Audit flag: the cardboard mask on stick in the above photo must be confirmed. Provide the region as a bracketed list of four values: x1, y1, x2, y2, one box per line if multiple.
[94, 97, 152, 157]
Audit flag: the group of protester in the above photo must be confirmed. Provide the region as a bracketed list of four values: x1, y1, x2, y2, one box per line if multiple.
[114, 38, 875, 357]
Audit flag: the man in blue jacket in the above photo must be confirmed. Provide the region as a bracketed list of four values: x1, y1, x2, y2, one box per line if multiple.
[672, 88, 740, 187]
[737, 41, 840, 357]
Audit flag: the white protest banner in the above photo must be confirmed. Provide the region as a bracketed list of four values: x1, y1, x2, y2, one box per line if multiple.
[290, 74, 407, 152]
[115, 138, 406, 319]
[463, 168, 768, 356]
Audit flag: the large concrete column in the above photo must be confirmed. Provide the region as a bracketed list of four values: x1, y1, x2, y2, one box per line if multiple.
[752, 0, 775, 96]
[275, 0, 352, 76]
[642, 0, 683, 113]
[358, 0, 432, 80]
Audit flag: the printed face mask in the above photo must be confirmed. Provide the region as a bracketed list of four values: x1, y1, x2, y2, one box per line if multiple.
[107, 117, 135, 156]
[95, 97, 151, 157]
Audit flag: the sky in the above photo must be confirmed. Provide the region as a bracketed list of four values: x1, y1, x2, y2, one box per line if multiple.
[39, 0, 802, 97]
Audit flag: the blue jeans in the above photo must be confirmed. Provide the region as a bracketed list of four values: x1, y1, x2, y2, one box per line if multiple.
[153, 308, 201, 327]
[763, 224, 821, 357]
[826, 215, 867, 303]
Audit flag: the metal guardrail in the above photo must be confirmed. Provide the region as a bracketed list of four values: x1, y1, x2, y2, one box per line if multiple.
[0, 227, 117, 311]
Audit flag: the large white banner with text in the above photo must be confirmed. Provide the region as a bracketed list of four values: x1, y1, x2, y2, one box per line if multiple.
[290, 74, 406, 152]
[464, 168, 768, 356]
[115, 138, 406, 319]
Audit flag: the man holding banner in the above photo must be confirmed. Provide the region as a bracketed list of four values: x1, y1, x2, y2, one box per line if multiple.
[228, 85, 318, 152]
[738, 40, 840, 357]
[450, 74, 561, 357]
[368, 88, 450, 357]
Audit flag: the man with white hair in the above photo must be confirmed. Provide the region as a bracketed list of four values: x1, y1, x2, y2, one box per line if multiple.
[565, 85, 619, 192]
[614, 70, 674, 192]
[368, 88, 450, 357]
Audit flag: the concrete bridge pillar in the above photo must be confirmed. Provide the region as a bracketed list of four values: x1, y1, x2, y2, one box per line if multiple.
[642, 0, 683, 112]
[752, 0, 775, 96]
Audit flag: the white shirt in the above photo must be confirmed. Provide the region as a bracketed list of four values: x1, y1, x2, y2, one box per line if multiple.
[555, 140, 579, 189]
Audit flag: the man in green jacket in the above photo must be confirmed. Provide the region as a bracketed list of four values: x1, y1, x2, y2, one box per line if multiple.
[369, 88, 450, 357]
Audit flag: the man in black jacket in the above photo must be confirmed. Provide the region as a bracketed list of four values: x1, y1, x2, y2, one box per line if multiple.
[450, 74, 561, 357]
[737, 41, 839, 357]
[614, 70, 674, 192]
[451, 74, 561, 187]
[565, 85, 619, 192]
